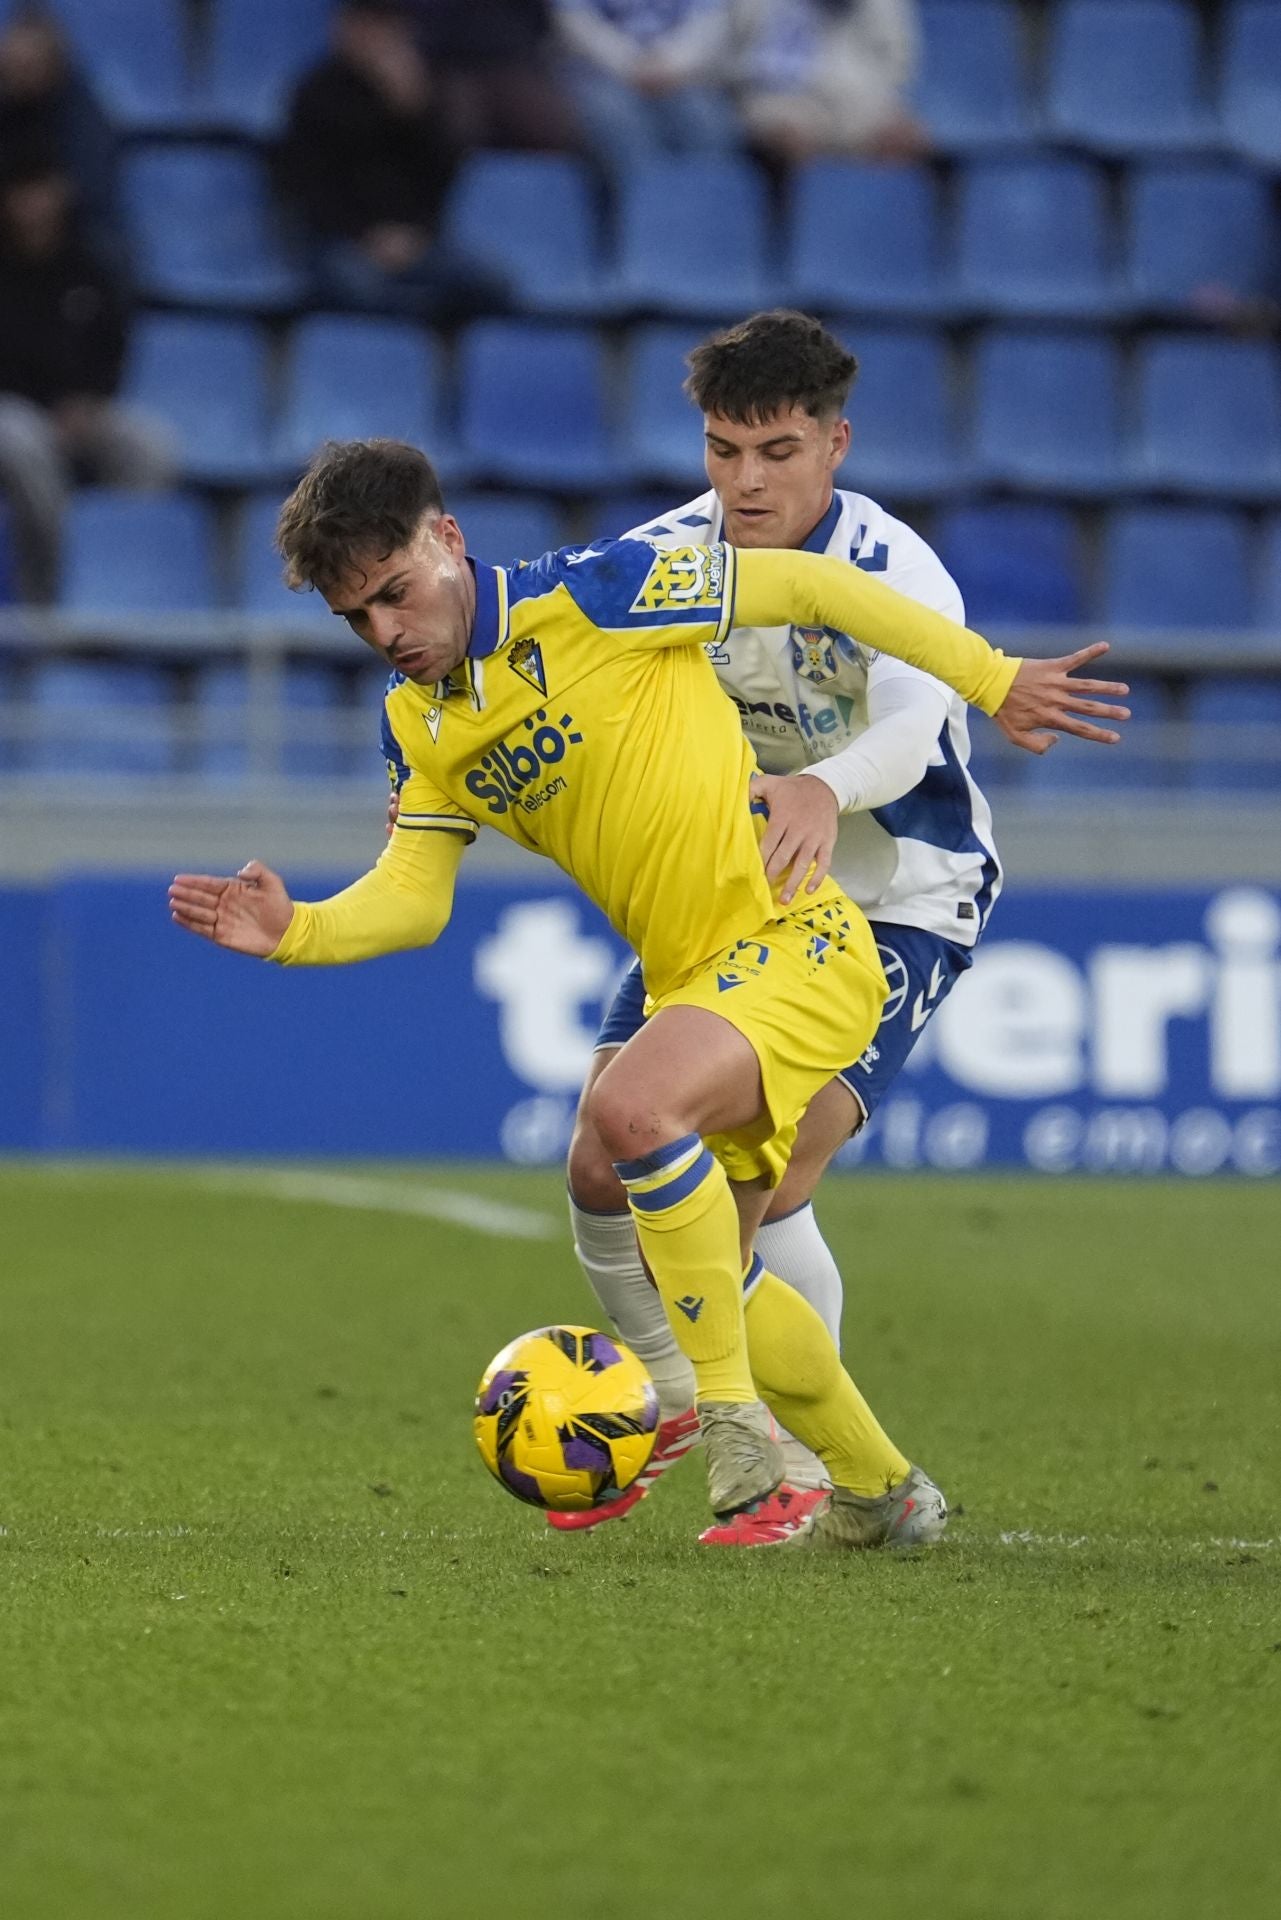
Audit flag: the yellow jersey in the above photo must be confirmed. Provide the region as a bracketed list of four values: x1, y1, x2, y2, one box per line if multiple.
[272, 542, 1019, 989]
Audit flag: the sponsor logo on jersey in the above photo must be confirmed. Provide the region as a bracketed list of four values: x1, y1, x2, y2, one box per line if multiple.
[632, 545, 724, 614]
[507, 636, 547, 697]
[463, 708, 584, 817]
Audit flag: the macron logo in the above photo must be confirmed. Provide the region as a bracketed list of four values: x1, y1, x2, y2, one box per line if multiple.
[675, 1295, 704, 1323]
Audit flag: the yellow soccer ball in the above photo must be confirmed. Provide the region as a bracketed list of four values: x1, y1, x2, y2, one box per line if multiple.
[474, 1325, 659, 1511]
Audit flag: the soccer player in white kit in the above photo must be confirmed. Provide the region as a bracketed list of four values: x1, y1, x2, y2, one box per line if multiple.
[558, 310, 1001, 1543]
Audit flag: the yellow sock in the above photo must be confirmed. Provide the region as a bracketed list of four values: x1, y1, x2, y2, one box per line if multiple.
[743, 1261, 910, 1495]
[614, 1134, 755, 1405]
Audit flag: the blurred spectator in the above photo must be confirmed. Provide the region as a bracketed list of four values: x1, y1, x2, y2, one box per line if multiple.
[0, 4, 123, 266]
[736, 0, 928, 165]
[408, 0, 580, 150]
[277, 0, 511, 319]
[0, 150, 172, 603]
[552, 0, 739, 180]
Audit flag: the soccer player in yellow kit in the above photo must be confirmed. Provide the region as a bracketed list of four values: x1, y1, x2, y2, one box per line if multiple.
[170, 440, 1128, 1549]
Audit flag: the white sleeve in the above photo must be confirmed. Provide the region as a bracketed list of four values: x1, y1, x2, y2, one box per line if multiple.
[798, 673, 951, 813]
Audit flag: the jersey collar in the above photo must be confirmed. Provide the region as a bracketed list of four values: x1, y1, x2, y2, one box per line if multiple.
[467, 558, 509, 659]
[801, 494, 842, 554]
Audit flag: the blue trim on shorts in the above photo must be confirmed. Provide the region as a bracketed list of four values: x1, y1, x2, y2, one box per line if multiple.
[839, 922, 972, 1122]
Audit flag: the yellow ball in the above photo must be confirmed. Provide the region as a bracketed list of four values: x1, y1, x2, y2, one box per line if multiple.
[474, 1325, 659, 1511]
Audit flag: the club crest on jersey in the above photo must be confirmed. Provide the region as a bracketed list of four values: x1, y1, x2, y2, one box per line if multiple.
[632, 545, 724, 614]
[423, 703, 443, 744]
[790, 626, 839, 684]
[507, 636, 547, 697]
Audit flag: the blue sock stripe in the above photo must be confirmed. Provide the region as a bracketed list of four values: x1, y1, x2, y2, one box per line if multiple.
[742, 1252, 765, 1294]
[625, 1149, 717, 1214]
[614, 1132, 702, 1184]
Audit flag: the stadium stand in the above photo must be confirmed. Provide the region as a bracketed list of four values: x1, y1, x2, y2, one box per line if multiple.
[1, 0, 1279, 806]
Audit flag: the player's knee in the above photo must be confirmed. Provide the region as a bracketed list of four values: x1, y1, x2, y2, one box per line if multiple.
[566, 1113, 626, 1212]
[585, 1071, 667, 1165]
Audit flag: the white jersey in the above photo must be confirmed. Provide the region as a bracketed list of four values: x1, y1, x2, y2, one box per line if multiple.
[625, 487, 1002, 946]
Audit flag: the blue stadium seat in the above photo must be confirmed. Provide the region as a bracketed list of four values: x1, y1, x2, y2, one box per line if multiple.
[1102, 507, 1255, 649]
[610, 158, 775, 316]
[954, 158, 1121, 319]
[972, 329, 1124, 495]
[193, 660, 355, 780]
[932, 504, 1084, 627]
[123, 316, 280, 488]
[784, 164, 948, 317]
[1220, 3, 1281, 171]
[448, 494, 565, 568]
[197, 0, 332, 138]
[1045, 0, 1214, 154]
[274, 316, 455, 475]
[1186, 679, 1281, 791]
[835, 328, 966, 499]
[621, 326, 708, 489]
[441, 154, 606, 317]
[457, 323, 625, 490]
[26, 660, 178, 776]
[59, 491, 220, 614]
[124, 145, 302, 310]
[1132, 337, 1281, 498]
[45, 0, 192, 134]
[236, 493, 332, 629]
[1021, 672, 1175, 793]
[1125, 161, 1277, 314]
[911, 0, 1035, 151]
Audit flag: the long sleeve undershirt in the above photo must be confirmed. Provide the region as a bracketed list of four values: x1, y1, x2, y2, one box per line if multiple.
[796, 672, 952, 813]
[270, 819, 468, 966]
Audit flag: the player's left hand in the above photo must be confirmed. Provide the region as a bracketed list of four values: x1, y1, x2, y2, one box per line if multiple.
[749, 771, 840, 905]
[995, 644, 1131, 755]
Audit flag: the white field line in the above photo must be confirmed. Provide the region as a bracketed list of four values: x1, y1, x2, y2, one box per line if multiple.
[186, 1168, 558, 1240]
[998, 1530, 1278, 1551]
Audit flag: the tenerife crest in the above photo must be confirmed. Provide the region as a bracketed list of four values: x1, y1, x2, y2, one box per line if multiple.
[790, 625, 840, 684]
[508, 636, 548, 697]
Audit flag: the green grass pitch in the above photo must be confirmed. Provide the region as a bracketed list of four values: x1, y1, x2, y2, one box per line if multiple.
[2, 1162, 1278, 1920]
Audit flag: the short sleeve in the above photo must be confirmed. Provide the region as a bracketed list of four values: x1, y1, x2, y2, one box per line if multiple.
[546, 537, 738, 649]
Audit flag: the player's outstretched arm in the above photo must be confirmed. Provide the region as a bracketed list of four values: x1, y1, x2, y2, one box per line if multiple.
[169, 824, 468, 965]
[732, 548, 1130, 749]
[169, 860, 293, 955]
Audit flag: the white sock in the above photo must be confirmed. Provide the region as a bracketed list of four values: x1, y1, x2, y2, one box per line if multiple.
[754, 1204, 844, 1348]
[568, 1198, 696, 1417]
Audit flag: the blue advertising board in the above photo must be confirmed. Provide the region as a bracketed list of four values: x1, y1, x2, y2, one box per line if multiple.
[1, 877, 1278, 1174]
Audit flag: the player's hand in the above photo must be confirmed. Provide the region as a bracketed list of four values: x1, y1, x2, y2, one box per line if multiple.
[386, 789, 400, 838]
[168, 859, 294, 957]
[750, 771, 840, 905]
[994, 644, 1131, 755]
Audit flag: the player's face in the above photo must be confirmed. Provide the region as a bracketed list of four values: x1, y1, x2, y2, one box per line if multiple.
[324, 512, 475, 685]
[704, 405, 850, 551]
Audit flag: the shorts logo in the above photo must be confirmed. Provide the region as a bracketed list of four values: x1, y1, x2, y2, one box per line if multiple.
[876, 943, 910, 1021]
[716, 939, 770, 993]
[632, 545, 724, 614]
[507, 637, 547, 697]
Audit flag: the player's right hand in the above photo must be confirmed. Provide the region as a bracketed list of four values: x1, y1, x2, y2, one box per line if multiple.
[168, 859, 294, 957]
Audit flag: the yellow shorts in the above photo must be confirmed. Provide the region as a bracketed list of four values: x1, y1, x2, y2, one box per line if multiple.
[646, 892, 888, 1186]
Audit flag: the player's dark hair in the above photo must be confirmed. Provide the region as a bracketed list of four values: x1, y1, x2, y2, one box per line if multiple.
[276, 439, 445, 594]
[684, 310, 858, 426]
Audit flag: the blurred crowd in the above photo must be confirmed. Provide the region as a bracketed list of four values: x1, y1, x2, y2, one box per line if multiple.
[0, 0, 932, 597]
